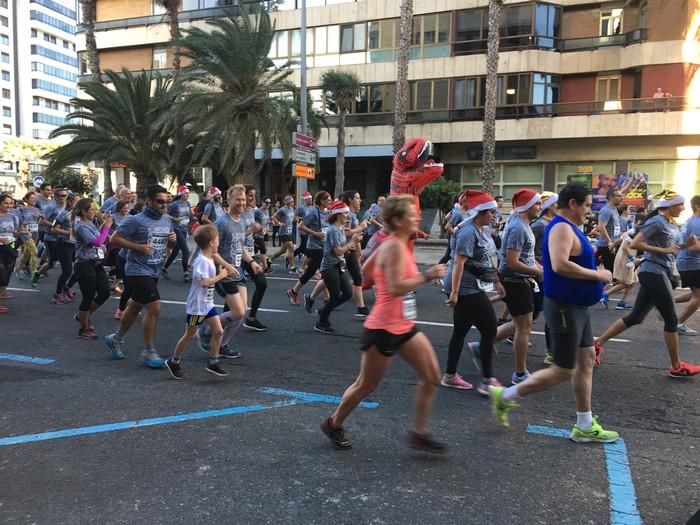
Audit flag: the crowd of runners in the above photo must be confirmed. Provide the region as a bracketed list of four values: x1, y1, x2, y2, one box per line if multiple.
[0, 175, 699, 453]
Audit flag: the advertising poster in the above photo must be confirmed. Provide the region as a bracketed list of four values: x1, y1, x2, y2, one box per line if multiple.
[591, 170, 648, 212]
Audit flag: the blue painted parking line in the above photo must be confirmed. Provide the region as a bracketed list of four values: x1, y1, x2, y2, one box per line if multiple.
[0, 353, 55, 365]
[527, 424, 642, 525]
[0, 387, 379, 447]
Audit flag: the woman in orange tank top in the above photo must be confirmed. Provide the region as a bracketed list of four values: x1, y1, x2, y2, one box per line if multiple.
[321, 195, 447, 453]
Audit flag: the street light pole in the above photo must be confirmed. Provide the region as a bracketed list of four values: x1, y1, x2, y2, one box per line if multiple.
[296, 0, 308, 205]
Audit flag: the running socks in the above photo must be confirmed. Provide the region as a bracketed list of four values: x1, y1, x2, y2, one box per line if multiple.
[502, 385, 521, 402]
[576, 411, 593, 430]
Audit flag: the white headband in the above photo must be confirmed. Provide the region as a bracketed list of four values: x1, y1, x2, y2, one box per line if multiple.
[471, 200, 497, 213]
[542, 193, 558, 211]
[658, 195, 684, 207]
[329, 205, 350, 216]
[513, 193, 541, 213]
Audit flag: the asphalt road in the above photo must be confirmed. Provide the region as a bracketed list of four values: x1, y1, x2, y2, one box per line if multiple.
[1, 246, 699, 525]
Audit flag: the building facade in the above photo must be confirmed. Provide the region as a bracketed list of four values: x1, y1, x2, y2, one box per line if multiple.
[77, 0, 700, 203]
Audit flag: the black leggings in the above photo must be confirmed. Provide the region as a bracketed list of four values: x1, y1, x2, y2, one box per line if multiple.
[294, 235, 307, 257]
[55, 241, 75, 295]
[319, 264, 353, 325]
[163, 228, 189, 272]
[75, 260, 110, 311]
[118, 256, 132, 311]
[344, 251, 362, 287]
[439, 242, 452, 265]
[244, 261, 267, 318]
[446, 291, 498, 378]
[0, 245, 17, 287]
[623, 271, 678, 332]
[299, 249, 322, 285]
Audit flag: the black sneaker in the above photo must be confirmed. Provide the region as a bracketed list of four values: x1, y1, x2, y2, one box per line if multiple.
[219, 345, 241, 359]
[205, 361, 228, 377]
[407, 431, 447, 454]
[314, 322, 334, 334]
[355, 306, 370, 317]
[321, 417, 352, 450]
[303, 294, 314, 314]
[243, 318, 267, 332]
[165, 359, 185, 380]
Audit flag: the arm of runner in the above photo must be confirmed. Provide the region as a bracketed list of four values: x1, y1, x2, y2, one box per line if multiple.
[211, 252, 239, 278]
[331, 233, 361, 256]
[447, 254, 467, 306]
[109, 232, 154, 255]
[505, 248, 542, 278]
[383, 240, 446, 296]
[629, 229, 679, 254]
[549, 223, 611, 282]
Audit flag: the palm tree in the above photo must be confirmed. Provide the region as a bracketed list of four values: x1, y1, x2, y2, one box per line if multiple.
[156, 0, 181, 76]
[175, 7, 294, 184]
[482, 0, 503, 194]
[392, 0, 413, 154]
[45, 69, 177, 196]
[320, 70, 361, 196]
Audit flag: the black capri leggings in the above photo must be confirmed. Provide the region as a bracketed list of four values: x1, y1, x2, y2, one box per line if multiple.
[164, 228, 189, 272]
[446, 291, 498, 378]
[74, 260, 111, 311]
[243, 260, 267, 318]
[0, 245, 18, 287]
[623, 271, 678, 332]
[319, 264, 353, 325]
[55, 240, 75, 295]
[299, 248, 322, 285]
[344, 251, 362, 287]
[118, 255, 132, 311]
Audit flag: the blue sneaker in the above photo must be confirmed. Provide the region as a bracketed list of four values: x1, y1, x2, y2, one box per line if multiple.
[104, 333, 125, 360]
[615, 300, 632, 310]
[511, 370, 530, 385]
[600, 293, 609, 309]
[469, 342, 481, 372]
[141, 349, 165, 369]
[219, 345, 241, 359]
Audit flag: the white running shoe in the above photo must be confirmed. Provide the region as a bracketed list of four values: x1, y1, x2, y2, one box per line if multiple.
[678, 323, 698, 336]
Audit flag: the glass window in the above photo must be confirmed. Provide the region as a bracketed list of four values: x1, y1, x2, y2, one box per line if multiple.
[3, 124, 10, 135]
[290, 29, 301, 57]
[438, 13, 450, 43]
[423, 14, 436, 45]
[415, 81, 432, 110]
[0, 34, 7, 45]
[501, 5, 533, 37]
[596, 75, 620, 101]
[152, 0, 166, 15]
[340, 25, 353, 52]
[600, 8, 623, 36]
[355, 86, 368, 113]
[1, 70, 8, 81]
[369, 84, 395, 112]
[2, 88, 9, 98]
[381, 19, 397, 48]
[277, 30, 289, 57]
[327, 25, 340, 53]
[454, 78, 477, 109]
[354, 23, 366, 50]
[532, 73, 560, 105]
[456, 10, 483, 41]
[340, 23, 365, 52]
[152, 47, 167, 70]
[433, 79, 449, 109]
[315, 26, 327, 54]
[0, 52, 7, 63]
[2, 106, 9, 117]
[412, 16, 421, 46]
[535, 4, 561, 47]
[368, 21, 379, 49]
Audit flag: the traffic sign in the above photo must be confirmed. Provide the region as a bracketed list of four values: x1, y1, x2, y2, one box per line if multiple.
[294, 163, 315, 179]
[32, 175, 44, 188]
[293, 148, 316, 166]
[293, 132, 316, 151]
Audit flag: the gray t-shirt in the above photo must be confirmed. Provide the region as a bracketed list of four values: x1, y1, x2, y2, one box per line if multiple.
[168, 200, 191, 232]
[0, 211, 19, 246]
[596, 205, 621, 247]
[304, 207, 329, 250]
[215, 213, 246, 282]
[320, 223, 346, 271]
[530, 216, 553, 263]
[75, 221, 104, 262]
[203, 201, 224, 223]
[241, 207, 256, 252]
[100, 195, 117, 213]
[275, 206, 295, 236]
[19, 206, 41, 241]
[41, 202, 64, 242]
[677, 215, 700, 272]
[254, 207, 269, 239]
[499, 216, 536, 279]
[445, 221, 498, 296]
[53, 208, 75, 243]
[364, 204, 383, 236]
[639, 214, 681, 275]
[118, 209, 173, 278]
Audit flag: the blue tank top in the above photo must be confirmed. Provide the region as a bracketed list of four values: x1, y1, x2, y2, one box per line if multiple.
[543, 215, 603, 306]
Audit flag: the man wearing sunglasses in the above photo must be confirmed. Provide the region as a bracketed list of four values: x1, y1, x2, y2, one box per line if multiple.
[105, 185, 177, 368]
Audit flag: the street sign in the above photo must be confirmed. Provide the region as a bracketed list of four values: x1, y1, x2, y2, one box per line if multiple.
[294, 163, 315, 179]
[293, 148, 316, 166]
[293, 132, 316, 151]
[32, 175, 44, 188]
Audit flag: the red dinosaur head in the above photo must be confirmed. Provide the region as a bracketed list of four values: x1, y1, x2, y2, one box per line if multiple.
[393, 138, 433, 170]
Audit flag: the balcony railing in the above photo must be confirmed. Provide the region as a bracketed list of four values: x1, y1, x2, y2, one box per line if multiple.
[560, 28, 647, 51]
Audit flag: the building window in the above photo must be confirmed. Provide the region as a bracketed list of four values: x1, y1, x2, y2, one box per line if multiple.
[152, 0, 166, 15]
[0, 0, 7, 8]
[410, 79, 449, 111]
[453, 78, 478, 109]
[31, 62, 77, 82]
[340, 23, 366, 52]
[535, 3, 561, 48]
[454, 9, 487, 54]
[500, 4, 534, 47]
[368, 84, 396, 112]
[1, 70, 8, 81]
[33, 112, 66, 126]
[1, 88, 8, 98]
[31, 45, 79, 67]
[532, 73, 560, 105]
[30, 10, 76, 35]
[0, 34, 7, 45]
[43, 33, 57, 44]
[461, 164, 543, 198]
[2, 106, 9, 117]
[32, 79, 77, 97]
[3, 124, 11, 135]
[600, 8, 623, 36]
[0, 15, 7, 27]
[152, 47, 167, 70]
[63, 40, 69, 48]
[0, 52, 7, 63]
[33, 96, 40, 105]
[31, 29, 38, 37]
[368, 19, 398, 50]
[29, 0, 77, 20]
[596, 75, 621, 101]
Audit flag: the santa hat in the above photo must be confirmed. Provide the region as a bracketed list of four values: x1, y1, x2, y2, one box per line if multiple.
[465, 190, 497, 213]
[656, 189, 684, 208]
[512, 189, 541, 213]
[328, 199, 350, 217]
[177, 185, 189, 196]
[540, 191, 558, 211]
[208, 186, 221, 197]
[303, 191, 312, 200]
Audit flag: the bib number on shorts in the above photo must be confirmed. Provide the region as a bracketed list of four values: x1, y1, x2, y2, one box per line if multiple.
[97, 246, 105, 259]
[403, 291, 417, 320]
[529, 279, 540, 293]
[477, 279, 495, 293]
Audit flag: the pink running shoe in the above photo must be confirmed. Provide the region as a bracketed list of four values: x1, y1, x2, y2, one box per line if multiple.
[114, 308, 123, 320]
[64, 288, 75, 301]
[286, 289, 299, 306]
[477, 377, 502, 396]
[52, 293, 69, 304]
[440, 373, 473, 390]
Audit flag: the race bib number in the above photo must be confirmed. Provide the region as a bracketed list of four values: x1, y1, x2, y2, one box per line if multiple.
[28, 223, 39, 233]
[205, 286, 215, 302]
[245, 237, 255, 250]
[147, 231, 169, 265]
[529, 279, 540, 293]
[613, 224, 621, 239]
[402, 291, 417, 320]
[477, 279, 495, 293]
[235, 253, 242, 268]
[180, 217, 189, 227]
[322, 227, 329, 237]
[97, 246, 105, 259]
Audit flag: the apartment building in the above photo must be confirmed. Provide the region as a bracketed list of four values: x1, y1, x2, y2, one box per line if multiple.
[77, 0, 700, 202]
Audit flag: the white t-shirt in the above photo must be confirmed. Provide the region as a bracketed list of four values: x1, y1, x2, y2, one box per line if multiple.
[186, 254, 217, 316]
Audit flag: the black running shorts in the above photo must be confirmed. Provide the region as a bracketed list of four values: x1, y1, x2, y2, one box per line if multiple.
[126, 276, 160, 305]
[360, 326, 420, 358]
[544, 297, 593, 370]
[279, 234, 293, 243]
[502, 279, 535, 317]
[680, 270, 700, 290]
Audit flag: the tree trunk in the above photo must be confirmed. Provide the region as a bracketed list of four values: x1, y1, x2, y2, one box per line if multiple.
[392, 0, 413, 154]
[239, 143, 256, 185]
[482, 0, 503, 195]
[165, 1, 181, 76]
[134, 169, 159, 199]
[335, 111, 346, 197]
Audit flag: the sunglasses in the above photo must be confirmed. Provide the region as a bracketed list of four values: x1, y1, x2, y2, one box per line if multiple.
[264, 200, 271, 204]
[56, 193, 67, 198]
[153, 199, 167, 205]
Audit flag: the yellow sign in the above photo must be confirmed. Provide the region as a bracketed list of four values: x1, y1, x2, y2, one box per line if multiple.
[294, 164, 315, 179]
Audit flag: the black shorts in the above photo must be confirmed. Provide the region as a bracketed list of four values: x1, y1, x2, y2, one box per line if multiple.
[125, 275, 160, 305]
[279, 234, 293, 243]
[254, 237, 267, 255]
[215, 279, 243, 297]
[680, 270, 700, 289]
[360, 326, 420, 357]
[502, 279, 535, 317]
[597, 246, 615, 273]
[544, 297, 593, 370]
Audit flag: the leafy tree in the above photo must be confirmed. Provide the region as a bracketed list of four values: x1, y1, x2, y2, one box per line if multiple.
[45, 168, 92, 195]
[419, 178, 462, 213]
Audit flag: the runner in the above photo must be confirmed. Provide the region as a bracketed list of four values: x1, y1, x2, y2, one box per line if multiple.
[16, 191, 41, 280]
[50, 193, 79, 305]
[320, 194, 447, 451]
[597, 189, 624, 308]
[490, 182, 619, 443]
[294, 191, 314, 266]
[439, 192, 469, 265]
[361, 195, 385, 249]
[253, 196, 272, 271]
[241, 185, 268, 331]
[35, 182, 53, 211]
[107, 199, 130, 296]
[162, 185, 194, 282]
[100, 184, 126, 214]
[200, 186, 224, 225]
[609, 224, 640, 310]
[104, 184, 177, 368]
[0, 192, 20, 311]
[676, 195, 700, 335]
[268, 195, 297, 272]
[165, 225, 231, 380]
[594, 191, 700, 376]
[72, 198, 113, 340]
[32, 188, 68, 287]
[313, 199, 361, 334]
[442, 191, 504, 394]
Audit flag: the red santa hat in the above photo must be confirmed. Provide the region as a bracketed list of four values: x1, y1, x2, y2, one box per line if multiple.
[177, 185, 189, 196]
[328, 199, 350, 217]
[512, 189, 541, 213]
[465, 190, 497, 213]
[303, 191, 312, 200]
[208, 186, 221, 197]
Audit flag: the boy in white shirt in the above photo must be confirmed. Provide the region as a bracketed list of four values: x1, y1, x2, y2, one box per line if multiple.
[165, 225, 232, 379]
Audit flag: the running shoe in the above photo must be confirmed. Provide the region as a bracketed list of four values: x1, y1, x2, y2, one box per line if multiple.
[295, 266, 304, 277]
[196, 327, 212, 353]
[114, 308, 123, 320]
[504, 337, 531, 347]
[469, 342, 481, 372]
[31, 274, 39, 288]
[543, 352, 554, 366]
[78, 327, 98, 340]
[73, 314, 95, 331]
[0, 305, 8, 314]
[490, 386, 519, 428]
[678, 324, 698, 336]
[288, 265, 297, 274]
[219, 345, 241, 359]
[600, 292, 609, 309]
[52, 293, 69, 304]
[243, 318, 268, 332]
[286, 288, 299, 306]
[355, 306, 370, 318]
[570, 416, 619, 443]
[314, 322, 334, 334]
[440, 373, 473, 390]
[0, 293, 12, 300]
[165, 359, 184, 380]
[615, 300, 632, 310]
[477, 377, 502, 397]
[303, 294, 314, 314]
[264, 265, 274, 275]
[160, 267, 170, 280]
[321, 417, 352, 450]
[205, 361, 228, 377]
[511, 370, 530, 385]
[183, 271, 192, 283]
[64, 288, 75, 301]
[141, 349, 165, 369]
[104, 333, 125, 360]
[668, 362, 700, 378]
[594, 337, 604, 367]
[407, 431, 447, 454]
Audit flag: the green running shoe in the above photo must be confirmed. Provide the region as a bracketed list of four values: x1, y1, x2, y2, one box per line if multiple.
[543, 352, 554, 366]
[490, 386, 519, 428]
[570, 416, 619, 443]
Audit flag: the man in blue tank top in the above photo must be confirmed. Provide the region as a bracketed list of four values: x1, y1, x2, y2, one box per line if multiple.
[490, 182, 619, 443]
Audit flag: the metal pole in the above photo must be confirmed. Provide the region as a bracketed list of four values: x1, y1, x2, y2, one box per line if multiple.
[296, 0, 308, 205]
